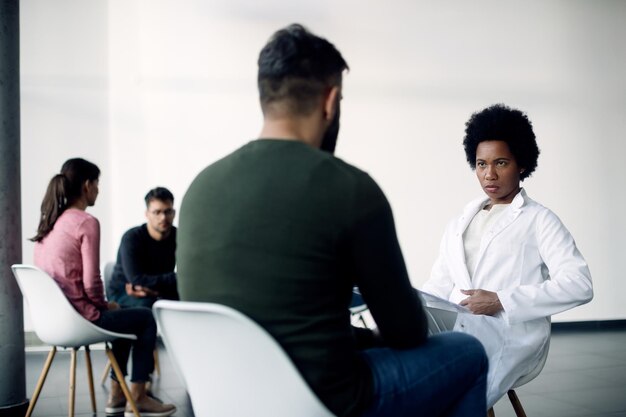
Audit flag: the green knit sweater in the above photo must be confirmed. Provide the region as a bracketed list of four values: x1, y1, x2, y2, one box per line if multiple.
[177, 139, 427, 417]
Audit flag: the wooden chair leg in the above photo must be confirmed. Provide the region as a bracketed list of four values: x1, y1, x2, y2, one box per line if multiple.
[84, 346, 97, 413]
[100, 359, 112, 385]
[69, 348, 77, 417]
[25, 346, 57, 417]
[507, 389, 527, 417]
[105, 343, 140, 417]
[487, 407, 496, 417]
[153, 348, 161, 377]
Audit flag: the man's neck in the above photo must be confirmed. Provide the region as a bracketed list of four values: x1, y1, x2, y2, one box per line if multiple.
[147, 225, 170, 241]
[258, 116, 323, 149]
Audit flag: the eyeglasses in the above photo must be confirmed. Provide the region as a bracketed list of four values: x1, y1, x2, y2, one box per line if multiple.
[149, 209, 175, 217]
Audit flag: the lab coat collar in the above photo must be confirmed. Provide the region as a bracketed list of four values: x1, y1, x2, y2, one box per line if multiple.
[457, 188, 528, 234]
[510, 188, 527, 212]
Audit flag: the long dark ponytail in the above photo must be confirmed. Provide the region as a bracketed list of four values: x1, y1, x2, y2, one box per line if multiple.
[31, 158, 100, 242]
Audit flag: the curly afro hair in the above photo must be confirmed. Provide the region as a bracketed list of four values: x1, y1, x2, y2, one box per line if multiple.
[463, 104, 540, 181]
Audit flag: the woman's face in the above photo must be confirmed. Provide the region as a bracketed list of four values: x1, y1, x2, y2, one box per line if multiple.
[475, 140, 523, 205]
[85, 178, 99, 206]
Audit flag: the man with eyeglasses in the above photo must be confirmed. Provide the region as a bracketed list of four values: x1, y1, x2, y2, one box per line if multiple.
[107, 187, 179, 308]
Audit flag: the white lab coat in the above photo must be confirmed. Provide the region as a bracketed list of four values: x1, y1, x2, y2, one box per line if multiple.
[422, 189, 593, 407]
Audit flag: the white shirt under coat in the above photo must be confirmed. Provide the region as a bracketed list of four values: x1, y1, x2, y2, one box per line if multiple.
[422, 188, 593, 407]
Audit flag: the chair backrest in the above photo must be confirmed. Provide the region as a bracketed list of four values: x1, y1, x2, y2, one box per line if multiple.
[102, 261, 115, 300]
[512, 338, 550, 389]
[349, 287, 368, 315]
[153, 300, 336, 417]
[12, 264, 135, 347]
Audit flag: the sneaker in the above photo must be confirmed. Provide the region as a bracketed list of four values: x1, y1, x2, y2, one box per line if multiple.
[105, 397, 126, 415]
[124, 396, 176, 417]
[147, 390, 164, 403]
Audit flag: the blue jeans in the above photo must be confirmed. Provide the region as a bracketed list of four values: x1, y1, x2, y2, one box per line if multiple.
[108, 283, 179, 309]
[110, 291, 158, 309]
[93, 307, 157, 382]
[360, 332, 488, 417]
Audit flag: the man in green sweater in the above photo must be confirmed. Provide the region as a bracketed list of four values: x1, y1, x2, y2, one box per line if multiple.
[177, 23, 488, 417]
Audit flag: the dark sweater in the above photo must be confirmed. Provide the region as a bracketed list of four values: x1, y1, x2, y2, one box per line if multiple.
[177, 139, 427, 417]
[109, 224, 177, 294]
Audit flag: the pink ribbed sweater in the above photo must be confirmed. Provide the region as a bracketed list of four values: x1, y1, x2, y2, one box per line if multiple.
[34, 208, 107, 321]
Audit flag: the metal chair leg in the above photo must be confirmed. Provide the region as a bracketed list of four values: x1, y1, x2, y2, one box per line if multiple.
[69, 348, 77, 417]
[507, 389, 527, 417]
[25, 346, 57, 417]
[84, 346, 97, 413]
[105, 343, 140, 417]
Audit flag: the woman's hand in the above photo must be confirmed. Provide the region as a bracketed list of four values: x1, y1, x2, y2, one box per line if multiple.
[460, 289, 503, 316]
[125, 282, 159, 298]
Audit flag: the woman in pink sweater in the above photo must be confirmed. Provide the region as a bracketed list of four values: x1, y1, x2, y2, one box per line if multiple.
[33, 158, 175, 417]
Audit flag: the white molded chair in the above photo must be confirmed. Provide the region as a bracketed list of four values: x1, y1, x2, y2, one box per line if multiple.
[102, 261, 116, 301]
[153, 299, 336, 417]
[12, 264, 141, 417]
[488, 341, 550, 417]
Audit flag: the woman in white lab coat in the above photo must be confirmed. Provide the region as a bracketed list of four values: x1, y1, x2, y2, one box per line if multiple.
[421, 103, 593, 408]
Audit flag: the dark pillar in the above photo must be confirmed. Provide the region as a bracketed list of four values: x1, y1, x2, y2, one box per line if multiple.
[0, 0, 28, 415]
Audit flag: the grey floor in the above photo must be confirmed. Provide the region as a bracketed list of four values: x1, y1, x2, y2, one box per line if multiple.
[24, 328, 626, 417]
[24, 339, 193, 417]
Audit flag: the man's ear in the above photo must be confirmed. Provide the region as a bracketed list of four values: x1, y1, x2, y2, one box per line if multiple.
[323, 86, 340, 121]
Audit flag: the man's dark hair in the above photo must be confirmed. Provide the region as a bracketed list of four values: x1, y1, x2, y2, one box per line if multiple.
[258, 23, 349, 117]
[145, 187, 174, 207]
[463, 103, 540, 181]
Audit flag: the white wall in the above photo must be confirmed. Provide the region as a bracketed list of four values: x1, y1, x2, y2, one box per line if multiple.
[20, 0, 626, 325]
[20, 0, 112, 261]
